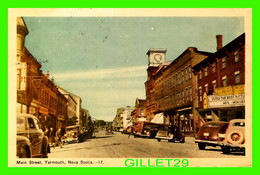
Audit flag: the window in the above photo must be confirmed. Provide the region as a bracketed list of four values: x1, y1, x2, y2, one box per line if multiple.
[28, 118, 36, 129]
[189, 86, 192, 101]
[178, 72, 181, 85]
[212, 80, 217, 92]
[17, 69, 21, 89]
[199, 70, 202, 79]
[140, 109, 144, 116]
[205, 84, 208, 94]
[176, 73, 178, 86]
[173, 76, 175, 87]
[188, 65, 192, 79]
[222, 76, 227, 87]
[182, 70, 184, 83]
[205, 67, 208, 76]
[185, 88, 188, 102]
[234, 50, 239, 62]
[185, 67, 188, 81]
[182, 90, 185, 103]
[222, 57, 226, 68]
[212, 62, 216, 73]
[235, 71, 240, 84]
[199, 86, 202, 102]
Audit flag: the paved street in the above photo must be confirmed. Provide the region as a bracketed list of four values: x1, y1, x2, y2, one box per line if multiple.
[49, 131, 244, 158]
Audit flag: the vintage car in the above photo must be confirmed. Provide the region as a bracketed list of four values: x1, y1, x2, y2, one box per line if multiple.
[133, 121, 162, 138]
[219, 119, 245, 154]
[62, 125, 84, 144]
[122, 126, 132, 134]
[106, 126, 114, 134]
[155, 125, 185, 143]
[195, 121, 229, 150]
[16, 114, 50, 158]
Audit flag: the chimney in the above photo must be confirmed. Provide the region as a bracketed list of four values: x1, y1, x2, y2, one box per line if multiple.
[216, 35, 223, 51]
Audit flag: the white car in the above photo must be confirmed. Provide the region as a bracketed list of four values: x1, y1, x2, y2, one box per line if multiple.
[219, 119, 245, 154]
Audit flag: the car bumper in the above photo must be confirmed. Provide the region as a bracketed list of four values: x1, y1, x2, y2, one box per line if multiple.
[218, 142, 245, 148]
[155, 136, 172, 140]
[195, 139, 219, 146]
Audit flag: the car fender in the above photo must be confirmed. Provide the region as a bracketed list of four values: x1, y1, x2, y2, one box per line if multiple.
[17, 136, 32, 158]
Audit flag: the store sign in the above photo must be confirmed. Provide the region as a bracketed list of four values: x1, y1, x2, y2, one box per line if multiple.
[207, 94, 245, 108]
[214, 84, 244, 95]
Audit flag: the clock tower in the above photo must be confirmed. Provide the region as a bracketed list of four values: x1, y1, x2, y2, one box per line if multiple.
[146, 48, 167, 67]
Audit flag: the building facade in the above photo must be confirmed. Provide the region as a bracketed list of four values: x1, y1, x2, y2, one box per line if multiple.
[151, 47, 212, 135]
[16, 17, 68, 131]
[192, 33, 245, 122]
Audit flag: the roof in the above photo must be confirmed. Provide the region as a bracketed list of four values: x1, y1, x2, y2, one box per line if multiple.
[192, 33, 245, 71]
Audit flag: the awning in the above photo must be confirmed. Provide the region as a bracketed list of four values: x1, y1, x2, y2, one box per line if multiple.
[176, 107, 192, 112]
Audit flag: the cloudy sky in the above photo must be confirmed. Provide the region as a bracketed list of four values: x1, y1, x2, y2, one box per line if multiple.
[23, 16, 244, 121]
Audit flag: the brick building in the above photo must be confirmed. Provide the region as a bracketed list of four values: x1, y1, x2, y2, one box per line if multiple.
[151, 48, 212, 135]
[192, 33, 245, 122]
[16, 17, 68, 131]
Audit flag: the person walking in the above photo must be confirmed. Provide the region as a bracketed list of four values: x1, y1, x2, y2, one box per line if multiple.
[128, 126, 134, 138]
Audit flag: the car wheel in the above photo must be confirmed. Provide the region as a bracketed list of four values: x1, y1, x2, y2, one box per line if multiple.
[226, 130, 244, 144]
[180, 137, 185, 143]
[41, 144, 48, 158]
[157, 139, 161, 142]
[19, 146, 29, 158]
[198, 143, 206, 150]
[222, 146, 230, 154]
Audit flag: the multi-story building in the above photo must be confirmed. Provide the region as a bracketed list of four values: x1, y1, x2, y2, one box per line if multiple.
[81, 108, 90, 127]
[113, 107, 124, 130]
[121, 106, 134, 129]
[56, 85, 82, 126]
[132, 98, 147, 123]
[16, 17, 68, 131]
[150, 47, 212, 135]
[145, 49, 167, 121]
[192, 33, 245, 122]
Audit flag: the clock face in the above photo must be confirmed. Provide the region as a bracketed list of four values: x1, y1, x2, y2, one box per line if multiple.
[154, 54, 162, 62]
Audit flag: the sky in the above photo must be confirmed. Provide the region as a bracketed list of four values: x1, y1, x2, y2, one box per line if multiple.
[23, 17, 244, 121]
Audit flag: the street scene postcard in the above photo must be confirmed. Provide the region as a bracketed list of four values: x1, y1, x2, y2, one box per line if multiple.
[8, 8, 252, 167]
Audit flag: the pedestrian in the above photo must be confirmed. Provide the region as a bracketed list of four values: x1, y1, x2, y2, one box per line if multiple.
[48, 127, 55, 148]
[55, 128, 63, 148]
[128, 126, 134, 138]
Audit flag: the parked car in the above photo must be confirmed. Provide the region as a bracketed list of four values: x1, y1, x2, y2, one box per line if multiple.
[106, 126, 114, 134]
[155, 125, 185, 143]
[134, 121, 163, 138]
[16, 114, 50, 158]
[195, 121, 229, 150]
[219, 119, 245, 154]
[122, 126, 132, 134]
[62, 125, 84, 144]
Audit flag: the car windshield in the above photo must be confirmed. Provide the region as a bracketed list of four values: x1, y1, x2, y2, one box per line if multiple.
[203, 123, 219, 128]
[17, 117, 25, 130]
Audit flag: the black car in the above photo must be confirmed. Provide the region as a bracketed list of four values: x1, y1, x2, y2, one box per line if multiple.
[16, 114, 50, 158]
